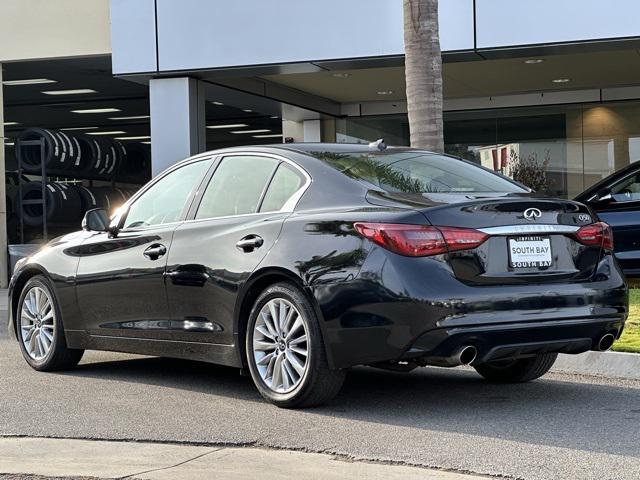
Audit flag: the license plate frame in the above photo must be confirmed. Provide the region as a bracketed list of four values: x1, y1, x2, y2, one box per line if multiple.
[508, 235, 553, 269]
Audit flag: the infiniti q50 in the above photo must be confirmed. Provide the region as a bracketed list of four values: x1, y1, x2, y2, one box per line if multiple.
[8, 143, 628, 407]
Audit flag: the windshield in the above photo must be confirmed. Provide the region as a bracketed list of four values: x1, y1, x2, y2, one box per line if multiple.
[312, 151, 526, 194]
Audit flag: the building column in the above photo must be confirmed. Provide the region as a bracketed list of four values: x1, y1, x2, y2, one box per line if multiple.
[0, 65, 8, 287]
[282, 119, 324, 143]
[303, 120, 321, 142]
[149, 77, 206, 177]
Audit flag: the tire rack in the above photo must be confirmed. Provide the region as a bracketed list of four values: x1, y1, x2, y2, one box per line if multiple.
[16, 137, 47, 244]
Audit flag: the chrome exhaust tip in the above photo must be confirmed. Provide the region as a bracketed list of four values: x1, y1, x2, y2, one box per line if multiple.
[420, 345, 479, 368]
[457, 345, 478, 365]
[597, 333, 615, 352]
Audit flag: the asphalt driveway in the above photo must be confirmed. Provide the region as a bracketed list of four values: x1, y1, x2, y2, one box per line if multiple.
[1, 324, 639, 480]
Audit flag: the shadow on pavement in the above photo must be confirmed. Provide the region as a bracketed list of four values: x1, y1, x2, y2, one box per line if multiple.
[48, 352, 640, 459]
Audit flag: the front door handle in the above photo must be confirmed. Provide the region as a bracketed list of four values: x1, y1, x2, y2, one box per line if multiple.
[143, 243, 167, 260]
[236, 235, 264, 253]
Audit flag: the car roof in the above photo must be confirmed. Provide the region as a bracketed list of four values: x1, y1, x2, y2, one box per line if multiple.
[273, 143, 435, 155]
[189, 143, 438, 159]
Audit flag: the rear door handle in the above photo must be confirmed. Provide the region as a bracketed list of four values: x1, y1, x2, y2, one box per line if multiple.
[236, 235, 264, 253]
[143, 243, 167, 260]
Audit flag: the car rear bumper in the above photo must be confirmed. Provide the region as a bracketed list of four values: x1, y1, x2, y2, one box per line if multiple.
[313, 249, 628, 369]
[405, 316, 625, 365]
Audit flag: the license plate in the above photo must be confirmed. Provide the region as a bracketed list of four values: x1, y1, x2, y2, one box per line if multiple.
[508, 236, 552, 268]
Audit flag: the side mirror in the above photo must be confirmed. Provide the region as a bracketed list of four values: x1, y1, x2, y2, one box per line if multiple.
[82, 208, 110, 232]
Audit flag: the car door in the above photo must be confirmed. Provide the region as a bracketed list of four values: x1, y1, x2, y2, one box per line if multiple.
[164, 153, 309, 346]
[75, 157, 213, 339]
[584, 168, 640, 276]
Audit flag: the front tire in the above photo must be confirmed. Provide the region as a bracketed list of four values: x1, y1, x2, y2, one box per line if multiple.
[474, 353, 558, 383]
[16, 275, 84, 371]
[246, 283, 345, 408]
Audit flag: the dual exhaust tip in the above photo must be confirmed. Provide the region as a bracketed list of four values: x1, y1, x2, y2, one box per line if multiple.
[426, 334, 614, 368]
[457, 345, 478, 365]
[597, 333, 615, 352]
[426, 345, 478, 368]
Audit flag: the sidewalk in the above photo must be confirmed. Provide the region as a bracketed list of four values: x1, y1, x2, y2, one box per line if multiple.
[0, 437, 480, 480]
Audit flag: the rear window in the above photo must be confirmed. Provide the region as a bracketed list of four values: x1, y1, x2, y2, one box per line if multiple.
[311, 151, 526, 194]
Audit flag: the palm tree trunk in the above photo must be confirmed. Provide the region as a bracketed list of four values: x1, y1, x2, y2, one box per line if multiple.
[403, 0, 443, 152]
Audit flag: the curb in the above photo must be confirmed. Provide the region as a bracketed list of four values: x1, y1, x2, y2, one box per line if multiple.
[0, 437, 481, 480]
[552, 351, 640, 380]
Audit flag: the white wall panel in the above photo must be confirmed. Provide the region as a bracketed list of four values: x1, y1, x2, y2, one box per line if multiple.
[155, 0, 473, 72]
[111, 0, 157, 74]
[0, 0, 110, 62]
[476, 0, 640, 48]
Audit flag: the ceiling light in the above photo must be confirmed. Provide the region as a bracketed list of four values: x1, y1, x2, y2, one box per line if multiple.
[332, 72, 351, 78]
[377, 90, 394, 95]
[60, 126, 99, 131]
[211, 101, 224, 106]
[230, 129, 271, 134]
[108, 115, 150, 120]
[114, 135, 151, 140]
[552, 78, 570, 83]
[5, 142, 15, 146]
[141, 141, 152, 145]
[42, 89, 97, 95]
[270, 116, 280, 119]
[524, 59, 544, 64]
[242, 109, 253, 113]
[2, 78, 56, 86]
[71, 108, 121, 114]
[3, 121, 19, 126]
[87, 131, 126, 136]
[206, 123, 248, 129]
[252, 134, 283, 138]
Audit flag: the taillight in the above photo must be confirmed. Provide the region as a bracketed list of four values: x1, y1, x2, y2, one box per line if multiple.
[572, 222, 614, 250]
[438, 226, 490, 252]
[353, 223, 488, 257]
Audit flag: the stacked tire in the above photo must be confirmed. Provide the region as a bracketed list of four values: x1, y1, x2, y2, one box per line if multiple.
[17, 183, 137, 227]
[15, 128, 149, 183]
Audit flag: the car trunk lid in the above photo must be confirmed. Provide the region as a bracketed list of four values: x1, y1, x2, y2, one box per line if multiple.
[367, 191, 602, 285]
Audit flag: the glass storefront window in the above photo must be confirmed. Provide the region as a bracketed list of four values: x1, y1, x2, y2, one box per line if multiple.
[336, 100, 640, 199]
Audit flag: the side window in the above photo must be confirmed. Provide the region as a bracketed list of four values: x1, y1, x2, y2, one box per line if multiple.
[260, 163, 305, 212]
[195, 155, 278, 219]
[611, 172, 640, 202]
[124, 159, 211, 228]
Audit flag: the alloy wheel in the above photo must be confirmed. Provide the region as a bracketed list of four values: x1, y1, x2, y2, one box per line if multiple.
[20, 286, 56, 361]
[252, 298, 309, 394]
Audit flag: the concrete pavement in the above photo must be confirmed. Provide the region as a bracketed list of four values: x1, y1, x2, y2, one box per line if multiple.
[1, 332, 640, 480]
[0, 437, 481, 480]
[2, 289, 640, 479]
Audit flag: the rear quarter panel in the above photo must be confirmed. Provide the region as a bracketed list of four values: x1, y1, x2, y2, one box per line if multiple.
[252, 206, 431, 368]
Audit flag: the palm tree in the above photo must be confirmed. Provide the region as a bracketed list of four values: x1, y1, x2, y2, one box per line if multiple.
[403, 0, 443, 152]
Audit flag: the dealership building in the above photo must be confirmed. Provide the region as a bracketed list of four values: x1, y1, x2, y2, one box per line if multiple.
[2, 0, 640, 286]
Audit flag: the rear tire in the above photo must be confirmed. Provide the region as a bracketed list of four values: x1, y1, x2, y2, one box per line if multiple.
[246, 283, 345, 408]
[16, 275, 84, 371]
[473, 353, 558, 383]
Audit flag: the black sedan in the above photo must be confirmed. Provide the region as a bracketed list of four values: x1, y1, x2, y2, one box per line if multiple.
[8, 143, 628, 408]
[575, 161, 640, 278]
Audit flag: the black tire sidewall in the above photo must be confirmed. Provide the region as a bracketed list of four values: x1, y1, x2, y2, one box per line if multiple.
[16, 275, 64, 371]
[474, 353, 557, 383]
[246, 283, 322, 407]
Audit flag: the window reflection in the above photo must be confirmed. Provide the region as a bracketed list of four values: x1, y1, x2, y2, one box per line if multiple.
[336, 101, 640, 199]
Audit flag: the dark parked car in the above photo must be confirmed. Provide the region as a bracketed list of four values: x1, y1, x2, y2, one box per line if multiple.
[575, 162, 640, 278]
[8, 144, 628, 408]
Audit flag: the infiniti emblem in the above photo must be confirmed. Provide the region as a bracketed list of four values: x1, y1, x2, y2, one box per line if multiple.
[523, 208, 542, 221]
